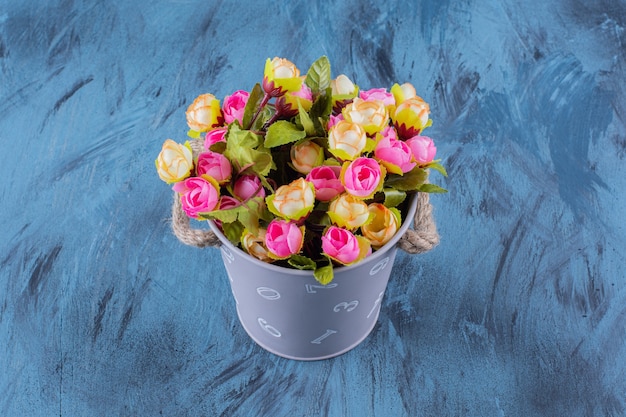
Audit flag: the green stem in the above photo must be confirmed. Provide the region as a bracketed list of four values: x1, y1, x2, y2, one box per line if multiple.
[247, 93, 271, 130]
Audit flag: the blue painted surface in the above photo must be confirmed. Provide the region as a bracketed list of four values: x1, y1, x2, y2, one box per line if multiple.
[1, 0, 625, 415]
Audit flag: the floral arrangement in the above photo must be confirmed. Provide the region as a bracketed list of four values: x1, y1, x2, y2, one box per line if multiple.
[156, 56, 446, 284]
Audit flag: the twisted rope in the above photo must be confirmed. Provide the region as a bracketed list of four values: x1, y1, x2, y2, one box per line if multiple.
[171, 194, 222, 248]
[397, 192, 440, 254]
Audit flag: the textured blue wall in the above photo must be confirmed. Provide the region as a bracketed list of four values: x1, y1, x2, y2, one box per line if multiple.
[1, 0, 625, 416]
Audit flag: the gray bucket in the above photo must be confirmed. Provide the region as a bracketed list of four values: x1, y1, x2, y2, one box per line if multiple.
[208, 194, 418, 361]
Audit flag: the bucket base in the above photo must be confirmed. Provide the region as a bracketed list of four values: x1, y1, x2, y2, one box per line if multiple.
[235, 304, 381, 361]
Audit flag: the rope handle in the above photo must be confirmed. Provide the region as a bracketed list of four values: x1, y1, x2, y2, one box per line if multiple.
[171, 191, 439, 255]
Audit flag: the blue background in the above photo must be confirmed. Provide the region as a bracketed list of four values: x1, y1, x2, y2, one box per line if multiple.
[1, 0, 626, 416]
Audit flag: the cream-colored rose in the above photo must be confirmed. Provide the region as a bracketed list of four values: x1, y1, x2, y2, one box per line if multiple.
[342, 97, 389, 135]
[328, 120, 367, 161]
[327, 193, 370, 230]
[242, 229, 273, 262]
[331, 74, 358, 96]
[266, 178, 316, 220]
[186, 93, 223, 132]
[361, 203, 400, 248]
[263, 57, 303, 94]
[290, 140, 324, 174]
[155, 139, 194, 184]
[390, 82, 417, 105]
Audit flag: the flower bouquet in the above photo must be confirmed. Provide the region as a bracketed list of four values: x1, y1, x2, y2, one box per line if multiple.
[156, 56, 446, 285]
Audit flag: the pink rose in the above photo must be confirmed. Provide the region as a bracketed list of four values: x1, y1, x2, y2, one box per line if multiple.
[341, 157, 383, 198]
[374, 127, 416, 174]
[406, 135, 437, 165]
[327, 113, 344, 129]
[265, 219, 304, 259]
[172, 176, 220, 219]
[359, 88, 395, 107]
[222, 90, 249, 125]
[233, 175, 265, 200]
[196, 151, 232, 183]
[306, 165, 344, 202]
[204, 128, 227, 150]
[321, 226, 361, 265]
[218, 195, 240, 210]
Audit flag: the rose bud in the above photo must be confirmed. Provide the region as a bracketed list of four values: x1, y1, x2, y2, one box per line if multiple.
[196, 151, 232, 184]
[204, 127, 228, 150]
[155, 139, 194, 184]
[342, 97, 389, 136]
[341, 157, 384, 199]
[321, 226, 361, 265]
[265, 219, 305, 259]
[222, 90, 249, 125]
[359, 88, 395, 107]
[172, 175, 220, 219]
[242, 228, 273, 263]
[327, 193, 370, 230]
[390, 82, 417, 105]
[331, 74, 359, 113]
[290, 140, 324, 174]
[391, 96, 430, 139]
[362, 203, 400, 248]
[233, 175, 266, 201]
[186, 93, 223, 132]
[374, 127, 416, 174]
[406, 135, 437, 165]
[328, 120, 367, 161]
[306, 165, 344, 202]
[263, 57, 302, 96]
[266, 178, 315, 221]
[278, 82, 313, 117]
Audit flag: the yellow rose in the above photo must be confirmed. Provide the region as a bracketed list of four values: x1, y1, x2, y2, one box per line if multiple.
[186, 94, 223, 132]
[391, 96, 431, 139]
[155, 139, 194, 184]
[263, 57, 303, 95]
[342, 98, 389, 135]
[290, 140, 324, 174]
[266, 178, 315, 220]
[328, 120, 367, 161]
[327, 193, 370, 230]
[241, 229, 273, 263]
[361, 203, 400, 248]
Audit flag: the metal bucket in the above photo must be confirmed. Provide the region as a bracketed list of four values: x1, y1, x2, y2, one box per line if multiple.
[208, 194, 418, 360]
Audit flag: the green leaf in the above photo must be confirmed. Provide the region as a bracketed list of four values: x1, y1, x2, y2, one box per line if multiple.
[226, 124, 262, 149]
[288, 254, 317, 270]
[305, 56, 331, 94]
[198, 207, 240, 223]
[417, 183, 448, 193]
[313, 262, 334, 285]
[297, 101, 316, 136]
[264, 121, 306, 148]
[309, 88, 332, 131]
[238, 197, 267, 234]
[382, 188, 406, 208]
[242, 83, 264, 129]
[222, 221, 245, 245]
[385, 167, 428, 191]
[424, 161, 448, 177]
